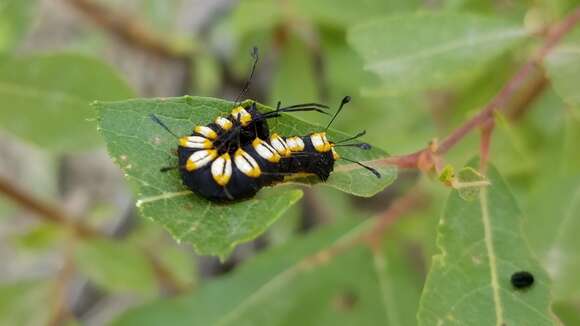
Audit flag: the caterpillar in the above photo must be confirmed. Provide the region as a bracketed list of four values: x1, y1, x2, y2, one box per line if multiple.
[150, 47, 379, 201]
[151, 96, 379, 201]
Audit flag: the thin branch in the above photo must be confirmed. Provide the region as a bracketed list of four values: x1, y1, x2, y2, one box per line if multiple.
[296, 190, 427, 269]
[0, 175, 99, 238]
[0, 174, 191, 295]
[363, 191, 428, 249]
[48, 240, 76, 326]
[144, 249, 190, 296]
[479, 119, 494, 173]
[375, 7, 580, 170]
[64, 0, 192, 60]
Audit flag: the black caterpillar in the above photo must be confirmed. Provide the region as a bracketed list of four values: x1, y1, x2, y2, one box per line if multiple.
[151, 48, 380, 202]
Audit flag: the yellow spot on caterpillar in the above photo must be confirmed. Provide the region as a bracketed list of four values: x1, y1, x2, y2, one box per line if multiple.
[211, 153, 232, 186]
[332, 148, 340, 160]
[234, 148, 261, 177]
[311, 132, 332, 152]
[179, 136, 212, 149]
[270, 133, 291, 157]
[194, 126, 218, 140]
[215, 116, 233, 130]
[186, 150, 217, 171]
[231, 106, 252, 126]
[252, 138, 281, 163]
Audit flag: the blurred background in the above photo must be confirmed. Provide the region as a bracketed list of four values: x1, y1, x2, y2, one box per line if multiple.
[1, 0, 579, 325]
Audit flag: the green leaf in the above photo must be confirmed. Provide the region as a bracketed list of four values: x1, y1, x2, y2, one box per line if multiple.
[456, 166, 488, 201]
[113, 220, 421, 326]
[152, 245, 197, 289]
[0, 281, 52, 326]
[96, 96, 396, 258]
[348, 13, 528, 96]
[418, 161, 557, 325]
[524, 176, 580, 301]
[13, 224, 64, 251]
[270, 37, 319, 107]
[292, 0, 419, 28]
[0, 54, 134, 151]
[231, 0, 283, 37]
[545, 29, 580, 111]
[75, 238, 158, 295]
[553, 301, 580, 325]
[0, 0, 37, 52]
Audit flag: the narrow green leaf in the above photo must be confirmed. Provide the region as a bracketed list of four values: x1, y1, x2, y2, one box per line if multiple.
[113, 220, 421, 326]
[96, 96, 395, 257]
[418, 161, 557, 325]
[75, 238, 158, 295]
[525, 176, 580, 301]
[348, 13, 528, 96]
[545, 29, 580, 111]
[0, 54, 134, 151]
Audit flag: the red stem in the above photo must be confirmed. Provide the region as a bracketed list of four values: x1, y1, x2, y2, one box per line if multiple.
[377, 7, 580, 170]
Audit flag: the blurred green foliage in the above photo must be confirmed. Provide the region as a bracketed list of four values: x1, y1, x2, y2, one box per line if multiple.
[0, 0, 579, 325]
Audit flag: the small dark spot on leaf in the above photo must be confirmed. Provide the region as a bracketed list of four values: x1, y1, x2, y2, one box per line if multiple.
[184, 95, 194, 105]
[182, 203, 194, 210]
[332, 290, 358, 312]
[511, 271, 534, 290]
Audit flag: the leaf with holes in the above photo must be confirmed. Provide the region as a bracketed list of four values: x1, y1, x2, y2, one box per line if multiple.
[348, 12, 528, 96]
[112, 220, 421, 326]
[95, 96, 396, 258]
[418, 160, 557, 326]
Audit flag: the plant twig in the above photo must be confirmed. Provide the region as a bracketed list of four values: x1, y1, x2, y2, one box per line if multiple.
[48, 240, 76, 326]
[144, 249, 190, 296]
[0, 175, 99, 238]
[479, 119, 494, 173]
[296, 190, 427, 269]
[64, 0, 192, 60]
[0, 175, 188, 290]
[375, 7, 580, 170]
[362, 191, 427, 250]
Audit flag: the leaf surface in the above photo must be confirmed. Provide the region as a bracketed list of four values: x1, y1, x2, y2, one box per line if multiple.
[348, 13, 528, 96]
[96, 96, 396, 257]
[545, 29, 580, 111]
[75, 238, 158, 295]
[525, 176, 580, 301]
[0, 0, 37, 52]
[418, 161, 557, 326]
[0, 54, 134, 151]
[113, 220, 421, 326]
[0, 281, 52, 326]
